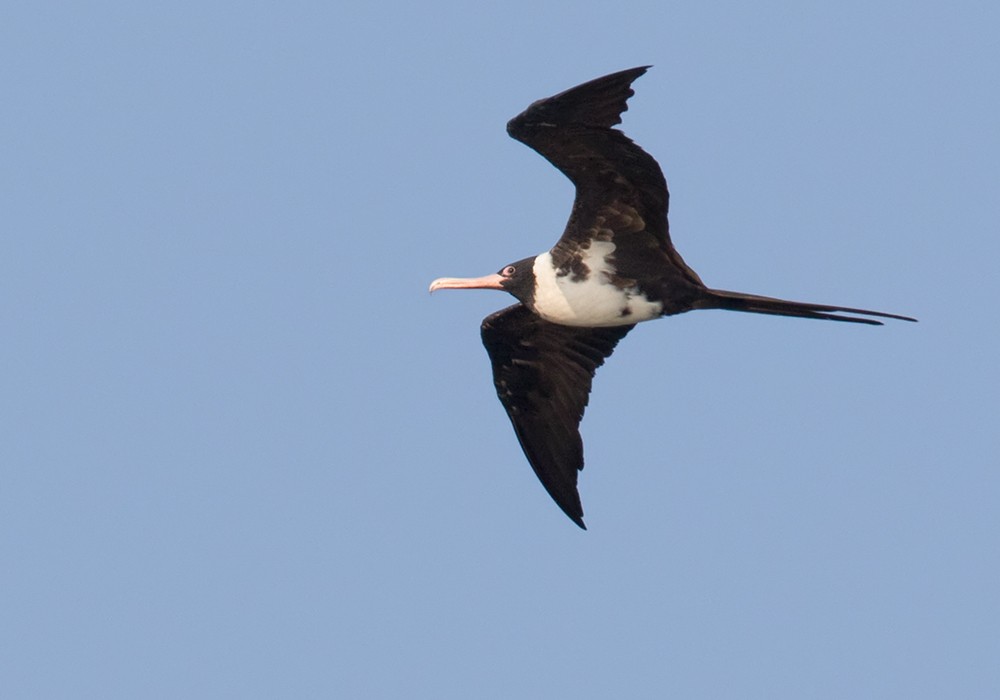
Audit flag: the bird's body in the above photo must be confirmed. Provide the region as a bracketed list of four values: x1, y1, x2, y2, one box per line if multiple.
[430, 67, 914, 529]
[530, 243, 665, 326]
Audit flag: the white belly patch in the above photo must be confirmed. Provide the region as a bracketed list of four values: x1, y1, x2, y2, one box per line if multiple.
[531, 242, 663, 327]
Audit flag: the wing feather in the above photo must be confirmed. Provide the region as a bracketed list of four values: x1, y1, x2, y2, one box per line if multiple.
[480, 305, 633, 528]
[506, 66, 704, 291]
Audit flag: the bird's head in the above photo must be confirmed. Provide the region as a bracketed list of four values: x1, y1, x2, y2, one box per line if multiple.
[429, 256, 536, 306]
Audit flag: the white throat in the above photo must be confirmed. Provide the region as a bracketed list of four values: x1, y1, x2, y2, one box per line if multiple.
[531, 242, 663, 327]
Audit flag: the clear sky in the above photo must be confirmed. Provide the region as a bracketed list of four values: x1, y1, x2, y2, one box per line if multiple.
[2, 1, 998, 697]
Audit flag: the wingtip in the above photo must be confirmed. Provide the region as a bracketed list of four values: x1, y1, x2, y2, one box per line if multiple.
[507, 66, 655, 137]
[618, 65, 652, 82]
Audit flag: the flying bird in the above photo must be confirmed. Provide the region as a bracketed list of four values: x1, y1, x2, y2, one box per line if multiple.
[430, 66, 915, 529]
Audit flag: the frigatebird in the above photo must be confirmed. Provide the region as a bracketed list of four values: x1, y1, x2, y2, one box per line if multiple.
[430, 66, 915, 529]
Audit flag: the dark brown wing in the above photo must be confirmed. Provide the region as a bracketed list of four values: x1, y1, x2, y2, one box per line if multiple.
[480, 304, 634, 529]
[506, 67, 702, 288]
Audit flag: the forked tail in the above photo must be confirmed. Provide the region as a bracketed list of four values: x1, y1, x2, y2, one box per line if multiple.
[699, 289, 917, 326]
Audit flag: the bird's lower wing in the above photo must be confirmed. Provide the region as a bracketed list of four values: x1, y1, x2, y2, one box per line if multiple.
[480, 304, 634, 528]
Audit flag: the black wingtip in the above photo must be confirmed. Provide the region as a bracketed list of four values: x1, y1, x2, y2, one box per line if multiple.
[570, 514, 588, 530]
[507, 66, 654, 139]
[552, 496, 587, 529]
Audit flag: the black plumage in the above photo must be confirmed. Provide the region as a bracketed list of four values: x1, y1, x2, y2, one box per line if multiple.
[430, 67, 915, 528]
[481, 305, 633, 528]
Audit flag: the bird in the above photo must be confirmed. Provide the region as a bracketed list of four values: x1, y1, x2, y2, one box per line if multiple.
[429, 66, 915, 529]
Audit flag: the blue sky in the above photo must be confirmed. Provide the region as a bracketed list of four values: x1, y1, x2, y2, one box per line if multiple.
[2, 1, 998, 697]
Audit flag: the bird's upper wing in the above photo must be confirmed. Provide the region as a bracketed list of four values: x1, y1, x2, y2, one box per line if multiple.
[506, 66, 703, 288]
[480, 304, 634, 528]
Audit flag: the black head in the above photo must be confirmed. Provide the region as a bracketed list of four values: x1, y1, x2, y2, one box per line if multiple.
[496, 257, 537, 307]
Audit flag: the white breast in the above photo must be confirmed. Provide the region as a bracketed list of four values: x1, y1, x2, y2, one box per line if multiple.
[531, 242, 663, 327]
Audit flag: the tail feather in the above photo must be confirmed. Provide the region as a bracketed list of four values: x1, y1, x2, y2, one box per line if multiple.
[700, 289, 917, 326]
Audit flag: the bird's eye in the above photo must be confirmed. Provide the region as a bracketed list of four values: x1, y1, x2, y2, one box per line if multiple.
[502, 265, 516, 276]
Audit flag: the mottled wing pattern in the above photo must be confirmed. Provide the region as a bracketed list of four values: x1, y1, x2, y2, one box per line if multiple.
[480, 304, 634, 528]
[506, 66, 704, 292]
